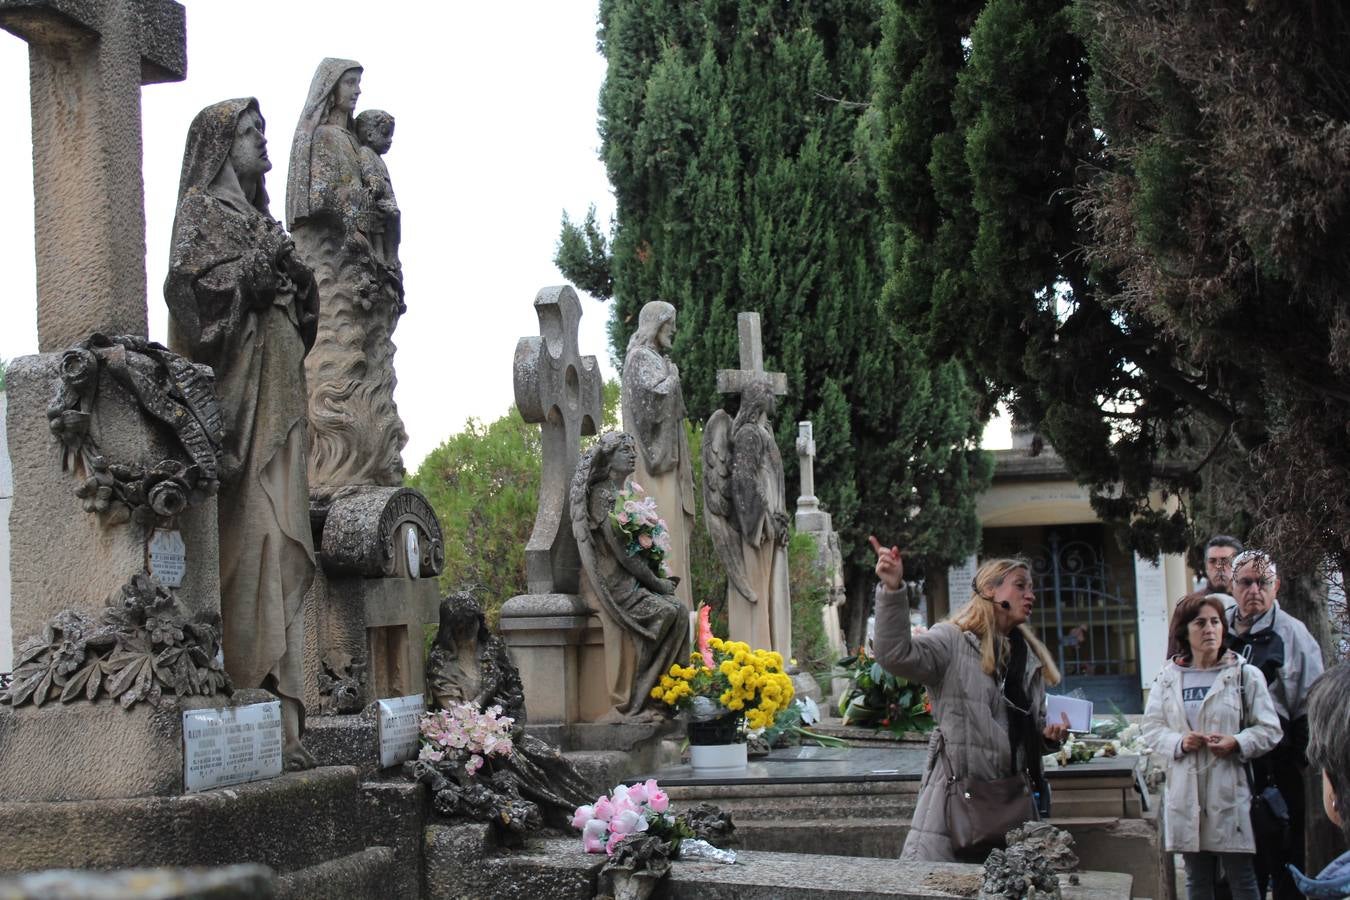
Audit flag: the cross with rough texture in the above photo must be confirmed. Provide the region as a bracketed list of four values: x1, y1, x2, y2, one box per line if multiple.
[715, 311, 788, 399]
[795, 420, 818, 509]
[513, 285, 603, 595]
[0, 0, 186, 351]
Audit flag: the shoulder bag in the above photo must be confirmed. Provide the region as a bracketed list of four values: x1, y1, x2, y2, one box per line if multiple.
[937, 730, 1037, 860]
[1238, 665, 1290, 848]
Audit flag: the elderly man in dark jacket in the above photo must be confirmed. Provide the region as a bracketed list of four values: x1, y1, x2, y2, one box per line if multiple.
[1224, 550, 1326, 900]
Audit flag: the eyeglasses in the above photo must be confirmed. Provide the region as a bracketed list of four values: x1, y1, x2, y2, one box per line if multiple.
[1235, 577, 1274, 590]
[1206, 558, 1233, 569]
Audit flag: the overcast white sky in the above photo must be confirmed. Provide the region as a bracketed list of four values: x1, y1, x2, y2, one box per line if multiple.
[0, 0, 619, 473]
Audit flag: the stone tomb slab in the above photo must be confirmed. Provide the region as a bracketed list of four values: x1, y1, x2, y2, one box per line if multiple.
[645, 744, 931, 786]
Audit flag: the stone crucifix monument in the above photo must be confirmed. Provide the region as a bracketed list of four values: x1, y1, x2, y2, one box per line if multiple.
[794, 421, 848, 659]
[703, 312, 793, 657]
[499, 286, 609, 724]
[0, 0, 249, 801]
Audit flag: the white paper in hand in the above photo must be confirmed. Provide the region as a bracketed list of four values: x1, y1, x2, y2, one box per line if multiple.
[1046, 694, 1093, 733]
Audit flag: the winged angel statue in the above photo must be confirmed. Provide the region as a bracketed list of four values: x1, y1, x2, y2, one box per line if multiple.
[571, 432, 688, 717]
[702, 382, 793, 656]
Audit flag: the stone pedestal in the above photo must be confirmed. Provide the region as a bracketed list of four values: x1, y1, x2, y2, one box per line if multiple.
[302, 486, 442, 715]
[499, 593, 612, 725]
[6, 355, 220, 649]
[0, 689, 274, 803]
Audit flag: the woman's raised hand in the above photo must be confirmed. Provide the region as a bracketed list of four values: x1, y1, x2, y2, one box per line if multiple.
[869, 535, 903, 591]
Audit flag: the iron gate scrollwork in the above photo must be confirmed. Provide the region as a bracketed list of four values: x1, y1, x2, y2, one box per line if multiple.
[1026, 533, 1142, 712]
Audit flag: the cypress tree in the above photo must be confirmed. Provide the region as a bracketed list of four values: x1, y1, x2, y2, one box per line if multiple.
[560, 0, 992, 637]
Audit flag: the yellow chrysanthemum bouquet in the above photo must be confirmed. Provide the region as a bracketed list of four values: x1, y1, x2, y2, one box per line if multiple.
[650, 604, 795, 734]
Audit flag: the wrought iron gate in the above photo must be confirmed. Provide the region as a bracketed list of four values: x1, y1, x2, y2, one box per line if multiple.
[1027, 532, 1142, 713]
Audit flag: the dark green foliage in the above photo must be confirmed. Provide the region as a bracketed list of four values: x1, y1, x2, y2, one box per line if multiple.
[406, 407, 541, 628]
[787, 531, 835, 679]
[407, 382, 623, 627]
[559, 0, 992, 637]
[876, 0, 1349, 643]
[836, 647, 935, 736]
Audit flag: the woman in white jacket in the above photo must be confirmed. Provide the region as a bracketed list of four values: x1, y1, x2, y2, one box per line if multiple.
[1143, 593, 1283, 900]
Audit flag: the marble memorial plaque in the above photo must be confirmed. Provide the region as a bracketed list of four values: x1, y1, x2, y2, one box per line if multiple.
[183, 701, 283, 792]
[147, 528, 187, 587]
[378, 693, 425, 768]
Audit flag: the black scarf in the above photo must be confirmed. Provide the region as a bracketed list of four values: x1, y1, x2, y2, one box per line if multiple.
[1003, 629, 1045, 787]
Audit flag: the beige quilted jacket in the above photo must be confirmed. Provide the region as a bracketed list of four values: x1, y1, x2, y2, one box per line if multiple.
[873, 586, 1049, 862]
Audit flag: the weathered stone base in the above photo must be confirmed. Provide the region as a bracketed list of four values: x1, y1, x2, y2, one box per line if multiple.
[500, 593, 602, 724]
[0, 689, 273, 802]
[302, 567, 440, 714]
[304, 704, 383, 773]
[0, 766, 367, 876]
[527, 719, 683, 794]
[424, 824, 602, 900]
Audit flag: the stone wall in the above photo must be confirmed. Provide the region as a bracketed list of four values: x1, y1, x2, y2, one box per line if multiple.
[1, 390, 12, 672]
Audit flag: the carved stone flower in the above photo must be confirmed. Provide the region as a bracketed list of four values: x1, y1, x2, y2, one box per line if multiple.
[147, 479, 188, 518]
[60, 347, 98, 390]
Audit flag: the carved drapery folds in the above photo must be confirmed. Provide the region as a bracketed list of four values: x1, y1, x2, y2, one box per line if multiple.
[46, 333, 224, 527]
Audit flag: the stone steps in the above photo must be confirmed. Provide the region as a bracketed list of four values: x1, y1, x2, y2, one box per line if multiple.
[426, 831, 1133, 900]
[276, 846, 397, 900]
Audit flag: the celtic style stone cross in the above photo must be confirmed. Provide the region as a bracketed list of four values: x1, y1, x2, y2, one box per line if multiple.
[513, 285, 603, 594]
[0, 0, 187, 350]
[715, 311, 788, 399]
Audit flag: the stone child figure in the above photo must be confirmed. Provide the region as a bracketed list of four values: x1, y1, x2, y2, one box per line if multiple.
[571, 432, 688, 717]
[164, 98, 319, 769]
[287, 59, 408, 496]
[621, 301, 696, 612]
[425, 589, 591, 827]
[353, 109, 400, 278]
[703, 382, 793, 656]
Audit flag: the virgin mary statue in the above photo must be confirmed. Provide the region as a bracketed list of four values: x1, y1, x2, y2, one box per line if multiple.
[287, 58, 408, 497]
[165, 98, 319, 768]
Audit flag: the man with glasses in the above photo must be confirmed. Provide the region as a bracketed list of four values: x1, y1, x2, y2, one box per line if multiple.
[1201, 534, 1243, 594]
[1226, 550, 1325, 899]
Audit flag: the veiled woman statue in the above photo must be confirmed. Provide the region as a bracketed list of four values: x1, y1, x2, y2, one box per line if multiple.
[703, 382, 793, 656]
[571, 432, 688, 718]
[287, 58, 407, 497]
[425, 589, 592, 827]
[165, 98, 318, 769]
[621, 301, 696, 612]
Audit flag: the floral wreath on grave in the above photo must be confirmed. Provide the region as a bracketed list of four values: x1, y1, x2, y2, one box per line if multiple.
[650, 604, 796, 736]
[1, 573, 231, 709]
[47, 333, 225, 527]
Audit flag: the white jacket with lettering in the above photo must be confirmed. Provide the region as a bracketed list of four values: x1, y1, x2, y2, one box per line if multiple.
[1141, 651, 1283, 854]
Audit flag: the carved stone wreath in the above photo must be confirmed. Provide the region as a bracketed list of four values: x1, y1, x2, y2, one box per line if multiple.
[47, 333, 225, 527]
[1, 573, 232, 709]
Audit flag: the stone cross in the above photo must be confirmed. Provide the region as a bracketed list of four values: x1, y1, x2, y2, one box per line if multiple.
[513, 285, 603, 595]
[715, 312, 788, 398]
[795, 421, 818, 512]
[0, 0, 187, 351]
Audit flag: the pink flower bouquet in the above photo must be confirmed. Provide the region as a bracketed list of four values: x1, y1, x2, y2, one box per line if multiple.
[572, 779, 688, 856]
